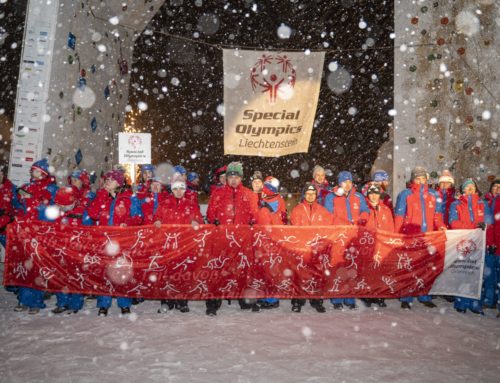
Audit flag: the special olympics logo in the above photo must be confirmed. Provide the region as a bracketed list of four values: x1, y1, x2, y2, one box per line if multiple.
[128, 135, 142, 149]
[250, 54, 296, 104]
[456, 239, 478, 258]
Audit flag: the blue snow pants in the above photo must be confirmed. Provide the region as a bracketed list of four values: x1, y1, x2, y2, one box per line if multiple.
[96, 295, 132, 309]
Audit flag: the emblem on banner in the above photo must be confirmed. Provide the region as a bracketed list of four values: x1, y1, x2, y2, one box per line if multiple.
[456, 239, 478, 258]
[128, 135, 143, 149]
[250, 54, 296, 103]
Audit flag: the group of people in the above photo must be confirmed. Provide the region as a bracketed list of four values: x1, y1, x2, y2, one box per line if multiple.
[0, 159, 499, 317]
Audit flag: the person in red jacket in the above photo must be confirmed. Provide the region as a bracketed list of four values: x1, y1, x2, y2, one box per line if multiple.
[87, 170, 142, 316]
[485, 180, 500, 317]
[136, 164, 155, 196]
[436, 169, 456, 228]
[208, 165, 227, 195]
[484, 179, 500, 204]
[449, 179, 493, 315]
[140, 177, 169, 225]
[256, 177, 286, 310]
[206, 162, 258, 315]
[394, 166, 446, 309]
[67, 169, 95, 208]
[324, 171, 369, 310]
[153, 175, 203, 314]
[310, 165, 331, 206]
[290, 183, 332, 313]
[371, 170, 393, 213]
[0, 166, 17, 249]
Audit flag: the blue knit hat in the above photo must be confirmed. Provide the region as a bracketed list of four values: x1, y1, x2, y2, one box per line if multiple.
[31, 158, 50, 176]
[187, 172, 199, 182]
[174, 165, 187, 175]
[141, 164, 154, 172]
[337, 171, 353, 184]
[372, 170, 389, 182]
[460, 178, 476, 193]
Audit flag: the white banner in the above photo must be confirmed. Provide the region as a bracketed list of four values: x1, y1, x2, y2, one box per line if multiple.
[223, 49, 325, 157]
[430, 229, 485, 299]
[118, 132, 151, 164]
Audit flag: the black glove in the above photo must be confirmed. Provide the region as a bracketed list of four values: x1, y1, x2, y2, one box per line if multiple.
[213, 219, 220, 226]
[477, 222, 486, 231]
[487, 245, 497, 254]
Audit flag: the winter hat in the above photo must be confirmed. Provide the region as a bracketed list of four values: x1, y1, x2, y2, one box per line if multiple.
[460, 178, 476, 193]
[174, 165, 187, 175]
[438, 169, 454, 185]
[215, 165, 227, 176]
[303, 182, 317, 194]
[312, 165, 325, 177]
[372, 170, 389, 182]
[411, 166, 428, 181]
[251, 171, 264, 181]
[31, 158, 50, 176]
[262, 177, 280, 197]
[55, 187, 76, 206]
[104, 170, 125, 186]
[171, 173, 186, 190]
[68, 169, 90, 188]
[141, 164, 154, 172]
[337, 171, 353, 185]
[187, 172, 199, 183]
[227, 162, 243, 177]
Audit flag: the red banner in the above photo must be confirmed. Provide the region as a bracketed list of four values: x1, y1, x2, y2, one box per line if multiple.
[3, 222, 447, 299]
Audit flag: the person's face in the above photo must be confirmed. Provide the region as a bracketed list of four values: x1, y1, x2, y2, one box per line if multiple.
[191, 178, 200, 186]
[463, 184, 476, 195]
[104, 178, 119, 192]
[227, 175, 241, 188]
[143, 170, 153, 182]
[252, 179, 263, 193]
[368, 193, 381, 205]
[31, 168, 43, 180]
[151, 181, 162, 193]
[304, 190, 317, 203]
[314, 171, 325, 184]
[439, 181, 452, 190]
[341, 180, 353, 193]
[172, 186, 185, 199]
[219, 174, 226, 185]
[413, 176, 427, 185]
[492, 184, 500, 196]
[71, 177, 83, 189]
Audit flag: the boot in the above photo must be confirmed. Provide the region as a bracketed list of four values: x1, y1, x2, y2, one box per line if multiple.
[14, 304, 28, 312]
[131, 298, 144, 305]
[401, 302, 411, 310]
[66, 310, 79, 315]
[177, 300, 190, 313]
[206, 300, 220, 316]
[421, 301, 437, 308]
[455, 308, 466, 313]
[377, 299, 387, 308]
[291, 301, 302, 313]
[121, 307, 131, 315]
[345, 303, 356, 310]
[52, 306, 68, 314]
[361, 299, 372, 308]
[98, 307, 108, 316]
[310, 299, 326, 313]
[259, 301, 279, 309]
[332, 303, 343, 310]
[251, 303, 261, 312]
[239, 299, 257, 310]
[28, 307, 40, 315]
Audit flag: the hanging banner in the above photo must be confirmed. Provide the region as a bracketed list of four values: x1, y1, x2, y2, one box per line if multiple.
[3, 222, 485, 300]
[223, 49, 325, 157]
[118, 132, 151, 164]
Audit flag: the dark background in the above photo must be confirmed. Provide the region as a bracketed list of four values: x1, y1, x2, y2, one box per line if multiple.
[1, 0, 394, 192]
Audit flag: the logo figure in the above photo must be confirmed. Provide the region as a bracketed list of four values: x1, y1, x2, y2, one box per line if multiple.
[456, 239, 477, 258]
[250, 54, 296, 104]
[128, 135, 142, 149]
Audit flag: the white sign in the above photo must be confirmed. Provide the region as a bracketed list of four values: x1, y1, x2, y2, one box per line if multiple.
[223, 49, 325, 157]
[118, 133, 151, 164]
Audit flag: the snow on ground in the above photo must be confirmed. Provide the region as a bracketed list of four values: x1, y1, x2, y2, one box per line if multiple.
[1, 267, 499, 383]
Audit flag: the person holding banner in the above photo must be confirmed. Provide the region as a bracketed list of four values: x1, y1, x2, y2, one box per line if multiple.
[208, 165, 227, 195]
[395, 166, 446, 310]
[153, 174, 203, 314]
[140, 177, 169, 225]
[290, 182, 332, 313]
[206, 161, 258, 315]
[448, 179, 493, 314]
[51, 187, 93, 315]
[68, 170, 95, 208]
[87, 170, 143, 316]
[371, 170, 393, 213]
[436, 169, 456, 228]
[485, 180, 500, 316]
[324, 171, 369, 310]
[13, 159, 58, 314]
[136, 164, 155, 197]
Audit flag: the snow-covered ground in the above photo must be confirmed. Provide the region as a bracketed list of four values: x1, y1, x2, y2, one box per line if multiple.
[1, 266, 499, 383]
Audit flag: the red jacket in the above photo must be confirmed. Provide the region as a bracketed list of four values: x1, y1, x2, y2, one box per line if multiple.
[0, 178, 16, 230]
[153, 194, 203, 224]
[394, 183, 445, 234]
[141, 191, 169, 224]
[88, 189, 142, 226]
[56, 204, 87, 227]
[366, 202, 395, 232]
[449, 194, 494, 247]
[437, 187, 456, 227]
[17, 176, 58, 221]
[290, 201, 333, 226]
[489, 195, 500, 255]
[323, 187, 370, 226]
[207, 183, 257, 225]
[256, 195, 288, 225]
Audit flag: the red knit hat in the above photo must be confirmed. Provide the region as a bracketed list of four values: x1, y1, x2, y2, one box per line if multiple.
[55, 187, 76, 206]
[104, 170, 125, 186]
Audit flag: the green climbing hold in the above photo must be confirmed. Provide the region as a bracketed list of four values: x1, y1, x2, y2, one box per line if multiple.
[430, 100, 438, 107]
[409, 137, 416, 144]
[409, 65, 417, 72]
[421, 6, 428, 13]
[428, 53, 436, 61]
[430, 171, 438, 179]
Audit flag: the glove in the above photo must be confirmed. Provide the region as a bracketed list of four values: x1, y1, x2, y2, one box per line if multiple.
[477, 222, 486, 231]
[213, 219, 220, 226]
[487, 245, 497, 254]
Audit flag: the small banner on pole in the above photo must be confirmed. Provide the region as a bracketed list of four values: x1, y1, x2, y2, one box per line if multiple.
[118, 132, 151, 164]
[223, 49, 325, 157]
